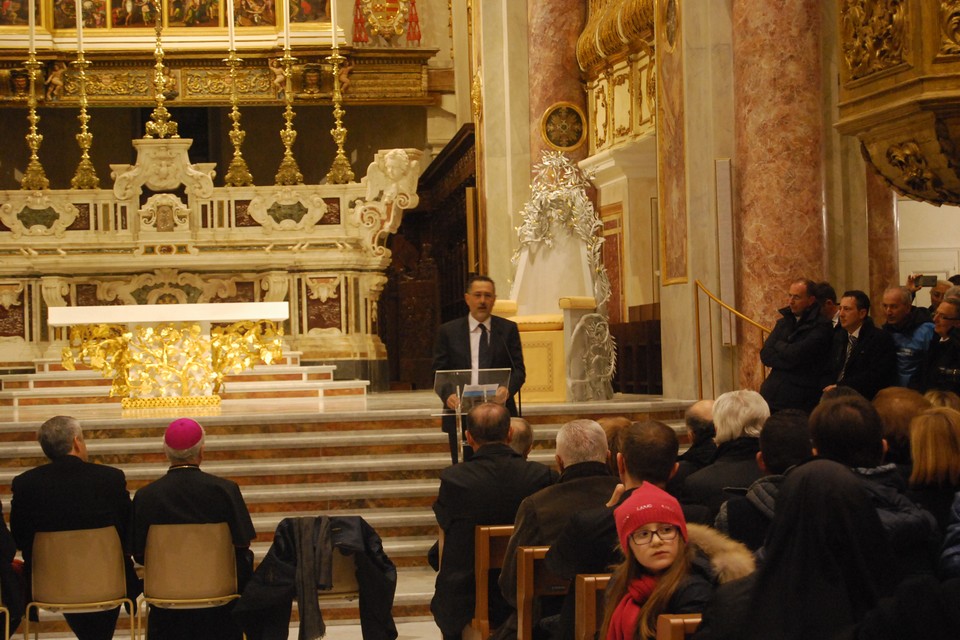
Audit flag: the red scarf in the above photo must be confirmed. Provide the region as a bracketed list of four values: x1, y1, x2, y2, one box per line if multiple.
[606, 574, 658, 640]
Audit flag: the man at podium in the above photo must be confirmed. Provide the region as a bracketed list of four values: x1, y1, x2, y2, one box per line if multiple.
[432, 275, 526, 464]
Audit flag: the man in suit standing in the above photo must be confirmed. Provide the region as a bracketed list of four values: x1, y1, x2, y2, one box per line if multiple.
[431, 402, 553, 640]
[824, 290, 897, 399]
[433, 275, 526, 463]
[10, 415, 138, 640]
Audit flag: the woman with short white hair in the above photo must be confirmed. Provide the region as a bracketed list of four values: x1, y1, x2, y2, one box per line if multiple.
[682, 390, 771, 518]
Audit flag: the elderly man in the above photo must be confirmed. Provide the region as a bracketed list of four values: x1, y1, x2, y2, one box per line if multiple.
[883, 285, 936, 388]
[10, 416, 138, 640]
[431, 402, 553, 640]
[131, 418, 255, 640]
[923, 296, 960, 395]
[759, 278, 834, 412]
[823, 290, 897, 399]
[493, 419, 618, 640]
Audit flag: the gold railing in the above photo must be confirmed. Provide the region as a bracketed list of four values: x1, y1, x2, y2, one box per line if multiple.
[694, 280, 772, 400]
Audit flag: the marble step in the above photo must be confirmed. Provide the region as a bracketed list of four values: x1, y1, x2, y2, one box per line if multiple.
[0, 363, 337, 390]
[0, 378, 368, 407]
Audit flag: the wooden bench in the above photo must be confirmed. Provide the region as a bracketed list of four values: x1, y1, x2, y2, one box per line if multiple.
[574, 573, 610, 640]
[516, 546, 570, 640]
[467, 525, 515, 640]
[655, 613, 702, 640]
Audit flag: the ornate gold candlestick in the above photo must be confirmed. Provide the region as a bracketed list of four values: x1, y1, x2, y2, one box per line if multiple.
[71, 52, 99, 189]
[144, 2, 178, 139]
[274, 52, 303, 185]
[224, 50, 253, 187]
[325, 50, 354, 184]
[21, 55, 49, 191]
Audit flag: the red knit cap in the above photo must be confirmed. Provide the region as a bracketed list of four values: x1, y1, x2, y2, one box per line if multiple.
[614, 482, 688, 552]
[164, 418, 204, 450]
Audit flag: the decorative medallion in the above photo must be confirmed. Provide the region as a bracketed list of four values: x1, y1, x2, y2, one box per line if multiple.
[360, 0, 410, 41]
[540, 102, 586, 152]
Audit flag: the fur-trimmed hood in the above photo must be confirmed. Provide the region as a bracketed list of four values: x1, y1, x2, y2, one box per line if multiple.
[687, 523, 756, 584]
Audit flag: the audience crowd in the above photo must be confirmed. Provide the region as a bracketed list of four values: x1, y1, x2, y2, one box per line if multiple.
[7, 275, 960, 640]
[428, 274, 960, 640]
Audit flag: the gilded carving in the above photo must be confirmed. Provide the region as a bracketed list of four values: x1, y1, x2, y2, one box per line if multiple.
[183, 69, 274, 98]
[840, 0, 907, 80]
[0, 193, 78, 239]
[471, 68, 483, 122]
[67, 70, 152, 98]
[360, 0, 410, 43]
[594, 84, 609, 149]
[611, 72, 633, 138]
[941, 1, 960, 55]
[885, 141, 943, 195]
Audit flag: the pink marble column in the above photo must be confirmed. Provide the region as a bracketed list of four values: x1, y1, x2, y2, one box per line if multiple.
[528, 0, 588, 165]
[733, 0, 826, 391]
[866, 162, 898, 324]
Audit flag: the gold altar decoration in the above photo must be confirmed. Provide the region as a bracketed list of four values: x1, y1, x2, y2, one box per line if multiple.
[143, 2, 179, 140]
[274, 53, 303, 186]
[71, 53, 100, 190]
[325, 50, 355, 184]
[210, 320, 284, 393]
[837, 0, 960, 206]
[21, 54, 49, 191]
[224, 51, 254, 187]
[61, 320, 283, 408]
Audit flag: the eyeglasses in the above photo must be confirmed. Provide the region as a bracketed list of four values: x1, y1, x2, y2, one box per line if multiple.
[934, 312, 960, 321]
[629, 525, 680, 546]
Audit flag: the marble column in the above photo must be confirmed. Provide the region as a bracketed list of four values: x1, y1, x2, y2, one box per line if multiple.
[528, 0, 588, 166]
[866, 162, 898, 324]
[732, 0, 825, 391]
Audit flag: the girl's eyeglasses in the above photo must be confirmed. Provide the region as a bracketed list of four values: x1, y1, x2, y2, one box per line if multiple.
[630, 525, 680, 546]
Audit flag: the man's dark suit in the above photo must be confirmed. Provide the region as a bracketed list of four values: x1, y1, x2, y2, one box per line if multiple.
[759, 303, 834, 412]
[493, 461, 618, 640]
[827, 317, 897, 399]
[432, 315, 526, 461]
[431, 443, 553, 639]
[10, 455, 137, 640]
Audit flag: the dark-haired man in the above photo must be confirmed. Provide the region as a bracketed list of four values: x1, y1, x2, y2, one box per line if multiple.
[433, 275, 526, 463]
[810, 396, 938, 577]
[10, 416, 138, 640]
[759, 279, 834, 412]
[814, 281, 840, 327]
[823, 290, 897, 400]
[431, 403, 553, 640]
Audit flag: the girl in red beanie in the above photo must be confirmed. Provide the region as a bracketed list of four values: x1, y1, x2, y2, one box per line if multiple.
[600, 482, 753, 640]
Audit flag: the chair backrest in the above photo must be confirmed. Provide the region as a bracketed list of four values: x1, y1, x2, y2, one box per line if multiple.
[655, 613, 702, 640]
[574, 573, 611, 640]
[32, 526, 127, 604]
[516, 546, 570, 640]
[471, 525, 515, 638]
[318, 548, 360, 599]
[144, 522, 237, 600]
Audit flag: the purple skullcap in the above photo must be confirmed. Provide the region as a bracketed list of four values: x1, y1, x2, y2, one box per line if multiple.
[164, 418, 204, 450]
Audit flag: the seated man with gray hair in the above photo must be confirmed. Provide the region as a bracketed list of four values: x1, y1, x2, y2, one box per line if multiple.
[10, 415, 138, 640]
[131, 418, 256, 640]
[494, 419, 619, 640]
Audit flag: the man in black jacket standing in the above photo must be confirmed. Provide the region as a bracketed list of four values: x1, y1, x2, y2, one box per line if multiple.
[759, 278, 834, 412]
[823, 290, 897, 399]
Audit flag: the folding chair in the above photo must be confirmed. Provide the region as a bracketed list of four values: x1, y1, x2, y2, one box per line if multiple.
[25, 526, 134, 640]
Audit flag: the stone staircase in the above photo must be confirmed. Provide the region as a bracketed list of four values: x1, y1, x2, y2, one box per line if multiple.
[0, 362, 692, 636]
